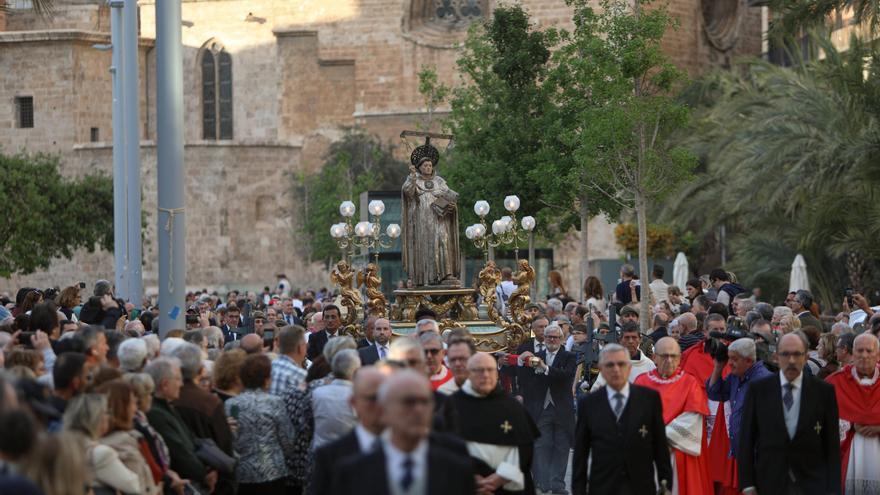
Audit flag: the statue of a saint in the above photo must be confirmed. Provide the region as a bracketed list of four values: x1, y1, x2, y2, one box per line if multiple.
[402, 138, 461, 287]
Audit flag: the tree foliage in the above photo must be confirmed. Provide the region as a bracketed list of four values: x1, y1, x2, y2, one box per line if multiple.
[664, 34, 880, 308]
[298, 129, 408, 264]
[0, 151, 113, 277]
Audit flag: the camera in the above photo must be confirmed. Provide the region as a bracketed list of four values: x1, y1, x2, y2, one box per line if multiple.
[19, 331, 35, 349]
[845, 288, 854, 308]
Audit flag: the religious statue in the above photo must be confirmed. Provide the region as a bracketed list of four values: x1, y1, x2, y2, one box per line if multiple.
[478, 261, 502, 322]
[330, 260, 362, 327]
[507, 259, 535, 325]
[358, 263, 388, 318]
[402, 138, 461, 287]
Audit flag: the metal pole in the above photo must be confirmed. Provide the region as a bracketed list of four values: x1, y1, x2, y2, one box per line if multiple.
[123, 0, 142, 306]
[156, 0, 186, 337]
[109, 0, 128, 302]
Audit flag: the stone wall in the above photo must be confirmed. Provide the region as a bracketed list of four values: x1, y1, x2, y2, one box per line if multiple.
[0, 0, 766, 296]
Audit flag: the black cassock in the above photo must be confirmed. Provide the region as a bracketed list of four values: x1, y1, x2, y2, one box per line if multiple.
[447, 387, 540, 495]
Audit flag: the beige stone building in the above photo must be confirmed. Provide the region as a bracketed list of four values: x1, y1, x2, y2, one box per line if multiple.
[0, 0, 764, 295]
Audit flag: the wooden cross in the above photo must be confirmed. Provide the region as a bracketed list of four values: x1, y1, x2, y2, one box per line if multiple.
[500, 420, 513, 434]
[815, 422, 822, 435]
[639, 424, 649, 438]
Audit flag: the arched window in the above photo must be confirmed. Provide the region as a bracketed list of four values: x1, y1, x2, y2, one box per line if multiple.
[201, 41, 233, 140]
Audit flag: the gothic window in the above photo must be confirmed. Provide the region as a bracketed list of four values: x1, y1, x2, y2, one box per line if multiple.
[201, 41, 233, 140]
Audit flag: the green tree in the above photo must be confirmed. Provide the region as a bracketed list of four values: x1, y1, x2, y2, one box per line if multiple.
[664, 34, 880, 308]
[298, 129, 408, 264]
[556, 0, 697, 331]
[0, 151, 113, 277]
[435, 5, 560, 241]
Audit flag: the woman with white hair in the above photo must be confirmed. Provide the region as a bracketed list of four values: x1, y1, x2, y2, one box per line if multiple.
[63, 393, 141, 494]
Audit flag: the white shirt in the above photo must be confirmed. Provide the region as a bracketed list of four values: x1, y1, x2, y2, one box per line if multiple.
[542, 349, 558, 408]
[354, 424, 379, 453]
[383, 434, 428, 494]
[606, 382, 630, 417]
[649, 279, 669, 303]
[779, 371, 803, 440]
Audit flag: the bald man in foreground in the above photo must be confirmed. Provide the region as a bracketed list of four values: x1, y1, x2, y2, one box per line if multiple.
[331, 370, 474, 495]
[738, 333, 840, 495]
[635, 337, 711, 494]
[826, 333, 880, 493]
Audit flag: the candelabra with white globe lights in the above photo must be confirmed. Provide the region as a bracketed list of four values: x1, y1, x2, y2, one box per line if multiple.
[330, 200, 401, 264]
[465, 195, 536, 261]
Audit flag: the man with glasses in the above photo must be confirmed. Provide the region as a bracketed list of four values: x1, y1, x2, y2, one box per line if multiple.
[447, 352, 539, 494]
[572, 343, 672, 495]
[517, 324, 577, 494]
[331, 370, 475, 494]
[635, 337, 712, 495]
[590, 323, 656, 392]
[420, 331, 453, 391]
[737, 333, 840, 495]
[437, 338, 475, 395]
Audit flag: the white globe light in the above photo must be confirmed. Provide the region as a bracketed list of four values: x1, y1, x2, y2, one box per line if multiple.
[354, 221, 371, 237]
[330, 223, 346, 238]
[473, 224, 486, 238]
[368, 200, 386, 216]
[503, 195, 521, 212]
[474, 200, 491, 217]
[500, 216, 513, 232]
[386, 223, 401, 238]
[465, 226, 475, 239]
[521, 215, 536, 231]
[492, 220, 505, 235]
[339, 201, 356, 217]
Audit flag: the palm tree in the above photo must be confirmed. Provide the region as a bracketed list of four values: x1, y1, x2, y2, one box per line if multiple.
[663, 34, 880, 308]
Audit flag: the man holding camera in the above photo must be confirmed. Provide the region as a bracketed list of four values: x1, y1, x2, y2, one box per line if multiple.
[707, 338, 772, 495]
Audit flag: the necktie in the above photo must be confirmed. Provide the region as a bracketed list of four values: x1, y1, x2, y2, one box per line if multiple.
[613, 392, 625, 420]
[378, 346, 387, 360]
[401, 455, 414, 490]
[537, 343, 544, 354]
[783, 383, 794, 410]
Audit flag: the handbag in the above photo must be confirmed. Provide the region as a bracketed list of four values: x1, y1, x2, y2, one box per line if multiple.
[193, 438, 236, 475]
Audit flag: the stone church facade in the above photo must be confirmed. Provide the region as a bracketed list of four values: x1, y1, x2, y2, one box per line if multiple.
[0, 0, 764, 294]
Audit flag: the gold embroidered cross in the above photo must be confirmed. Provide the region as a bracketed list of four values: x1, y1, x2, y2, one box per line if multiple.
[815, 422, 822, 435]
[639, 425, 649, 438]
[500, 420, 513, 434]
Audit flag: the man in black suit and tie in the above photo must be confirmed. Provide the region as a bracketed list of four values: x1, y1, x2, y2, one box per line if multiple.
[517, 324, 577, 494]
[737, 333, 840, 495]
[307, 305, 342, 360]
[220, 304, 243, 343]
[358, 318, 392, 366]
[330, 369, 474, 495]
[357, 316, 377, 349]
[516, 316, 549, 355]
[572, 343, 672, 495]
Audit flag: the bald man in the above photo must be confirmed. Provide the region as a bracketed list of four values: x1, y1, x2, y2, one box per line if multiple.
[827, 333, 880, 493]
[239, 333, 263, 354]
[447, 352, 539, 493]
[331, 370, 475, 494]
[311, 367, 386, 495]
[738, 333, 840, 495]
[634, 337, 711, 495]
[358, 318, 392, 365]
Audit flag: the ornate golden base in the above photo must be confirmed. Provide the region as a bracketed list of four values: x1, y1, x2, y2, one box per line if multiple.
[390, 287, 478, 322]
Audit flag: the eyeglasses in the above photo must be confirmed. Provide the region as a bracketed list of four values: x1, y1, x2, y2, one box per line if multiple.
[778, 351, 806, 359]
[544, 335, 562, 341]
[399, 396, 432, 408]
[424, 348, 442, 355]
[654, 353, 680, 360]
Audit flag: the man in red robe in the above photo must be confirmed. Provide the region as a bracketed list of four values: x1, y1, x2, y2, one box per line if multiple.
[680, 332, 736, 494]
[636, 337, 712, 495]
[826, 333, 880, 494]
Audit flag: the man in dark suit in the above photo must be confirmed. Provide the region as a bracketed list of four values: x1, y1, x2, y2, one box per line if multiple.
[517, 324, 577, 494]
[357, 316, 377, 349]
[572, 343, 672, 495]
[358, 318, 392, 366]
[737, 333, 840, 495]
[330, 369, 474, 495]
[791, 289, 824, 332]
[516, 316, 549, 355]
[307, 304, 342, 360]
[219, 304, 243, 343]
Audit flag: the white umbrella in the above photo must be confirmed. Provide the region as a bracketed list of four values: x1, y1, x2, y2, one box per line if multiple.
[673, 252, 689, 289]
[789, 254, 810, 292]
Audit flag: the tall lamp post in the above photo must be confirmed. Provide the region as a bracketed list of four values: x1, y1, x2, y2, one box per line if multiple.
[465, 196, 536, 262]
[330, 200, 400, 264]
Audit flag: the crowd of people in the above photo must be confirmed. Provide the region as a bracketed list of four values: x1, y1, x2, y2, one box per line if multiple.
[0, 264, 878, 495]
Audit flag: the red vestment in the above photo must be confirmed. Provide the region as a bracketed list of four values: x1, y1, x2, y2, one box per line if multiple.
[635, 369, 712, 495]
[825, 364, 880, 486]
[430, 365, 454, 391]
[680, 342, 738, 493]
